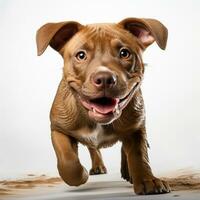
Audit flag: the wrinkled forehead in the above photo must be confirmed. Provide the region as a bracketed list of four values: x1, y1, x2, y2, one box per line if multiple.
[64, 23, 141, 54]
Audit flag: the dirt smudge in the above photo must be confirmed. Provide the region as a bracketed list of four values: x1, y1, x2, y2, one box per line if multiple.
[0, 174, 62, 196]
[163, 172, 200, 191]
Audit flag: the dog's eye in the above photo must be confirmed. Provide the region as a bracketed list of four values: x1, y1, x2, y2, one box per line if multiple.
[119, 48, 131, 59]
[76, 51, 87, 61]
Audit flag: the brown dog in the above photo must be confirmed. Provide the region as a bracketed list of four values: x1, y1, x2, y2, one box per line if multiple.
[36, 17, 170, 195]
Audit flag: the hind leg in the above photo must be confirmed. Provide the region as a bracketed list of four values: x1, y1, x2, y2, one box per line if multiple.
[88, 147, 107, 175]
[121, 146, 132, 183]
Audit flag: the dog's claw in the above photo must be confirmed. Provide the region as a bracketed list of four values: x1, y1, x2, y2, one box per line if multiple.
[121, 172, 133, 184]
[89, 166, 107, 175]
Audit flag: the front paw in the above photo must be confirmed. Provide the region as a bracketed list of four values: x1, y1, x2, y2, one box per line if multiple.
[134, 177, 171, 195]
[89, 165, 107, 175]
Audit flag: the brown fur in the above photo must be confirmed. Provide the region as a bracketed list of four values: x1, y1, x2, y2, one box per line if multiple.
[36, 18, 170, 195]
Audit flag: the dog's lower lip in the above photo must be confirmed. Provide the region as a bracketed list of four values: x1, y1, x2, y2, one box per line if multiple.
[118, 82, 139, 109]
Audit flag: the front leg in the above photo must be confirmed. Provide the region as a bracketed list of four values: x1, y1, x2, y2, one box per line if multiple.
[51, 130, 88, 186]
[122, 128, 171, 195]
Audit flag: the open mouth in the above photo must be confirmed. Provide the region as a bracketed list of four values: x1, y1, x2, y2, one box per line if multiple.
[80, 97, 119, 115]
[79, 83, 138, 123]
[80, 93, 132, 123]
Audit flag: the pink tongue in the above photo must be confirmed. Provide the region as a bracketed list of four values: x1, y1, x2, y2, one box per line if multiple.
[91, 100, 117, 114]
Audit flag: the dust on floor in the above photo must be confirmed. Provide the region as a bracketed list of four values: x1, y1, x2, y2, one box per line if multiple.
[0, 169, 200, 197]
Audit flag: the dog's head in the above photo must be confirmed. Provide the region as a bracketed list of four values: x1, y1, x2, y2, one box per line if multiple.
[36, 18, 167, 124]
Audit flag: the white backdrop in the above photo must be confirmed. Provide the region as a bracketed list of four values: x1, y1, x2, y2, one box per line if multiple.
[0, 0, 200, 179]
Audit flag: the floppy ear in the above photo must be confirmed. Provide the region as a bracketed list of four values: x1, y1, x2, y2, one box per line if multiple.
[36, 21, 83, 56]
[118, 18, 168, 50]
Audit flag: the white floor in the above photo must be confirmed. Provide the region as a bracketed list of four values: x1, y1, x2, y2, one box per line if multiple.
[2, 173, 200, 200]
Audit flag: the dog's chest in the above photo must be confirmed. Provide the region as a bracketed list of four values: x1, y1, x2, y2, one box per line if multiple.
[73, 125, 118, 148]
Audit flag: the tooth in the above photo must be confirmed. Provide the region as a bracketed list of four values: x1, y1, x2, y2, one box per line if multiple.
[115, 104, 120, 115]
[92, 108, 96, 113]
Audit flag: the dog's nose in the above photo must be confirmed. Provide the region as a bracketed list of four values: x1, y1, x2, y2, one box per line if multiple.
[92, 71, 117, 88]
